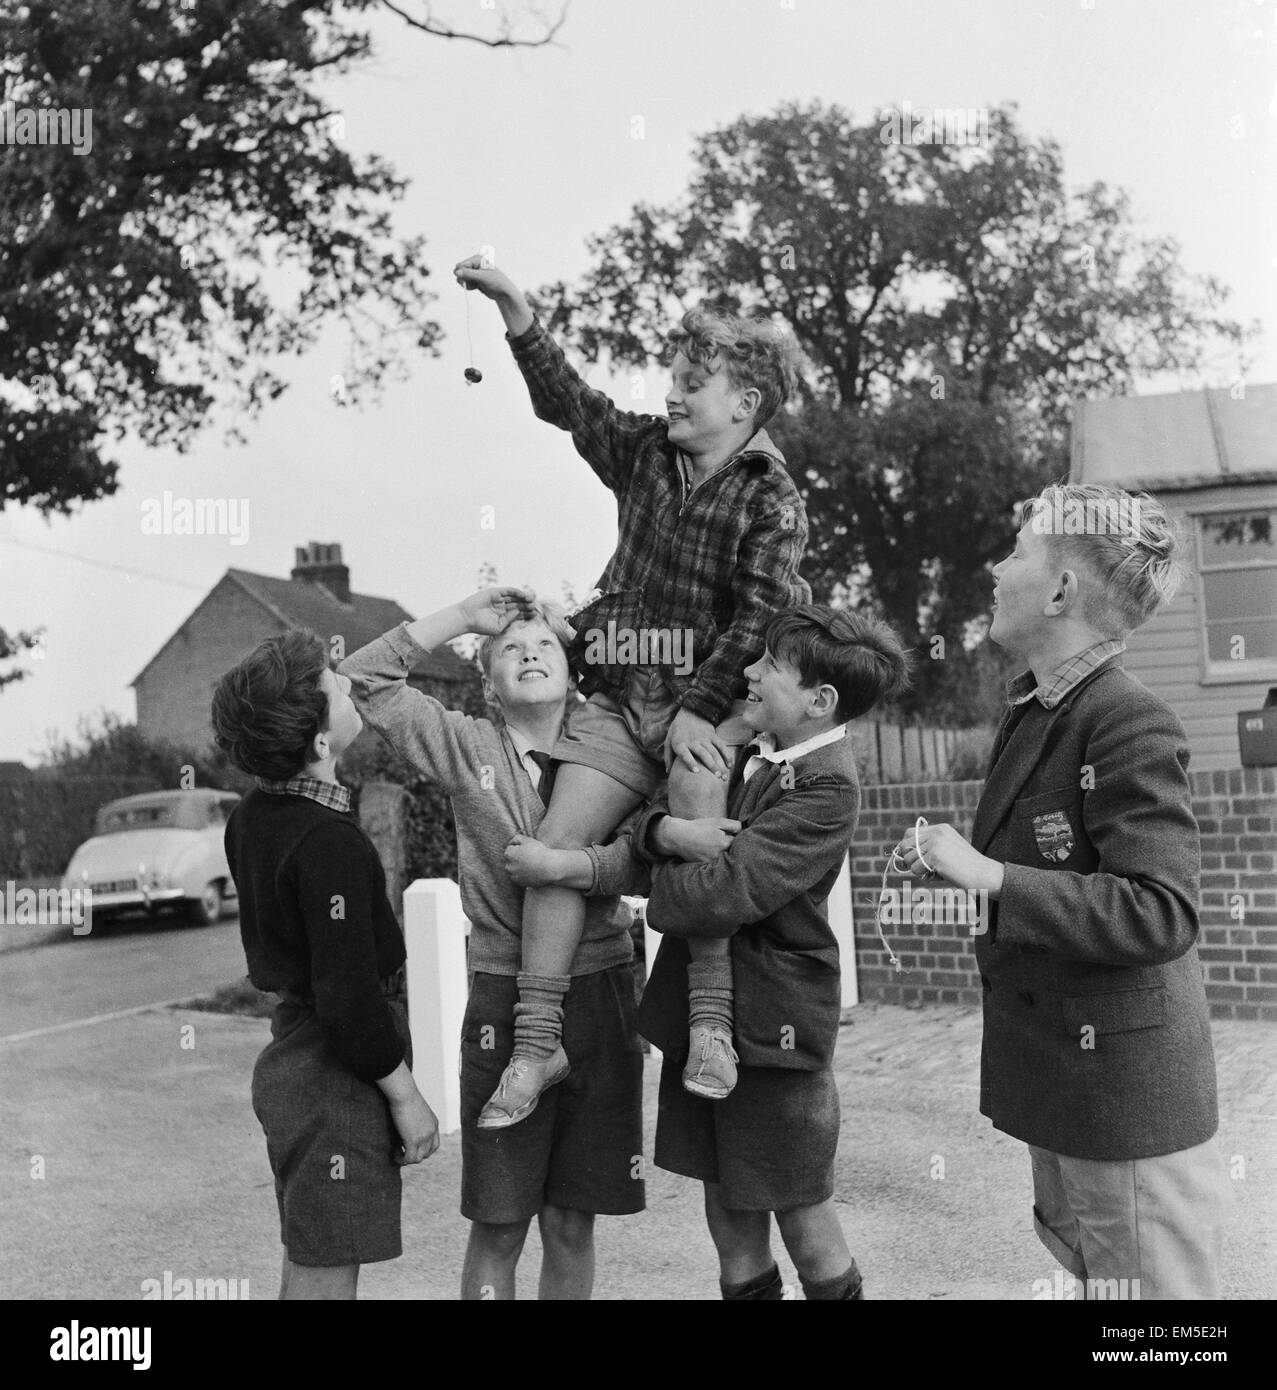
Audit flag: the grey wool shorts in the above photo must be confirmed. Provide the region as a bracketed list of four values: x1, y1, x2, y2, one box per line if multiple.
[654, 1055, 840, 1212]
[460, 965, 646, 1224]
[252, 991, 411, 1267]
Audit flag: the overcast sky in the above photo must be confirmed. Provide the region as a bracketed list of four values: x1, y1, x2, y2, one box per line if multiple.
[1, 0, 1273, 762]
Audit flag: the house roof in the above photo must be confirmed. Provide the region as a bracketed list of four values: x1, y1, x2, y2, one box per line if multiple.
[131, 569, 475, 687]
[1070, 384, 1277, 492]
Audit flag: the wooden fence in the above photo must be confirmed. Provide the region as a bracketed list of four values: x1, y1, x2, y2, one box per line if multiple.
[847, 720, 974, 784]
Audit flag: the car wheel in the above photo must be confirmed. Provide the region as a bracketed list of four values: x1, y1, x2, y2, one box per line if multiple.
[188, 882, 222, 925]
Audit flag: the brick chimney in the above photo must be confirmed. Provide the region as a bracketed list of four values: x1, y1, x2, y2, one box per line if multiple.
[291, 541, 351, 604]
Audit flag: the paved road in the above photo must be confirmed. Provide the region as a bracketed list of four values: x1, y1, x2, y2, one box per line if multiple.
[0, 913, 246, 1038]
[1, 976, 1272, 1301]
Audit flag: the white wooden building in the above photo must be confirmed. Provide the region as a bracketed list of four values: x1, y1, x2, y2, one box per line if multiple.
[1070, 385, 1277, 771]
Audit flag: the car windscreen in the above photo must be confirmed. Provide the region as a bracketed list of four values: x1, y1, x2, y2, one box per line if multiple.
[93, 798, 214, 834]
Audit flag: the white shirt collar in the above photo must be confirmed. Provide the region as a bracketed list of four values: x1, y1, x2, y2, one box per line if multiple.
[744, 723, 847, 781]
[506, 724, 549, 789]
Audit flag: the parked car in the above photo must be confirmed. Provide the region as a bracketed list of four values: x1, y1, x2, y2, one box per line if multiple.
[61, 789, 241, 927]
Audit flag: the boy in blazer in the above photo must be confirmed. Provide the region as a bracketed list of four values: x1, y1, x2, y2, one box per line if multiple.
[893, 483, 1229, 1299]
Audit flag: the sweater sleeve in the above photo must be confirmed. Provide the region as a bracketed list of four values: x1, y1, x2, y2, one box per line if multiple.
[507, 317, 665, 495]
[340, 625, 479, 794]
[992, 696, 1200, 967]
[281, 820, 406, 1082]
[585, 805, 652, 897]
[645, 774, 858, 939]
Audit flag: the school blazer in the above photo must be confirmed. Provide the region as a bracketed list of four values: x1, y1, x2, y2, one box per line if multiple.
[635, 735, 860, 1070]
[974, 655, 1218, 1161]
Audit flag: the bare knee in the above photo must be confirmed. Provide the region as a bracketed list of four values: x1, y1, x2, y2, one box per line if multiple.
[668, 760, 729, 820]
[539, 1205, 595, 1256]
[775, 1201, 848, 1273]
[703, 1185, 770, 1259]
[470, 1219, 532, 1262]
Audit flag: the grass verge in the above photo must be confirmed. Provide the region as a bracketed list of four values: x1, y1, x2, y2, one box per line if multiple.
[179, 977, 278, 1018]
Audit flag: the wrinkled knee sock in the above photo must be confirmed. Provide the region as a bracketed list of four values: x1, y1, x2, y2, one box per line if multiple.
[512, 972, 570, 1060]
[800, 1261, 864, 1301]
[687, 957, 734, 1034]
[721, 1263, 783, 1300]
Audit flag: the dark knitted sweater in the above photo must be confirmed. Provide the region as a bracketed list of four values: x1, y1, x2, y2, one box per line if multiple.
[225, 789, 407, 1082]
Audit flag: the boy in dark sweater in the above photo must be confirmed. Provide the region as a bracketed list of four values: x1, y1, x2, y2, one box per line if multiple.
[211, 630, 439, 1300]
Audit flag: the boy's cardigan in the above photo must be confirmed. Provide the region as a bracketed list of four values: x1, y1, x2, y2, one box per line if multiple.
[974, 654, 1219, 1161]
[339, 624, 634, 978]
[226, 790, 407, 1082]
[633, 733, 860, 1070]
[507, 318, 811, 724]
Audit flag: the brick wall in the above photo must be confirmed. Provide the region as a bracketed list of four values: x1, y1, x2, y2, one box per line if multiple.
[1193, 767, 1277, 1021]
[849, 767, 1277, 1022]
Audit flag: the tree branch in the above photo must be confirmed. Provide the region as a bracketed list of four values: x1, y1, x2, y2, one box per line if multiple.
[378, 0, 568, 48]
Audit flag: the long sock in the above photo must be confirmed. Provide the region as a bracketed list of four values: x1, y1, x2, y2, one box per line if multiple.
[721, 1263, 783, 1300]
[800, 1261, 864, 1301]
[512, 972, 570, 1060]
[687, 957, 734, 1033]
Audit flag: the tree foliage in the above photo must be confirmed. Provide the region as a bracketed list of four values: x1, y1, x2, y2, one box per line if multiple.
[0, 625, 46, 693]
[0, 0, 563, 687]
[537, 102, 1252, 720]
[38, 708, 249, 791]
[0, 0, 439, 512]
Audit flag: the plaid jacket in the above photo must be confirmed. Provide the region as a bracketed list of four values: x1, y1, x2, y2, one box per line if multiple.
[508, 319, 811, 724]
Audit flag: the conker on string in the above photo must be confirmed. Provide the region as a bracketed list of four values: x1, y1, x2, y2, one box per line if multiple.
[464, 367, 483, 384]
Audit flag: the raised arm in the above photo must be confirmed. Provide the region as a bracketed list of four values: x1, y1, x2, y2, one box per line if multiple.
[454, 256, 662, 494]
[339, 587, 534, 793]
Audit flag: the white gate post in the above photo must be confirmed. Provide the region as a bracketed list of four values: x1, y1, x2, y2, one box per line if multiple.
[403, 878, 467, 1135]
[828, 852, 859, 1008]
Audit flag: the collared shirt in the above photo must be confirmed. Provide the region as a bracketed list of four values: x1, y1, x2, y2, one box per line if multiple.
[743, 723, 848, 783]
[1006, 639, 1127, 711]
[255, 774, 352, 814]
[674, 446, 738, 505]
[506, 724, 554, 796]
[508, 318, 810, 724]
